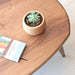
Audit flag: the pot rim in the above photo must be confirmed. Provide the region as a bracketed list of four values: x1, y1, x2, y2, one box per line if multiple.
[23, 10, 45, 29]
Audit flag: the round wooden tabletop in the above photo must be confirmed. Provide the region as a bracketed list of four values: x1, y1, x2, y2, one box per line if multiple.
[0, 0, 70, 75]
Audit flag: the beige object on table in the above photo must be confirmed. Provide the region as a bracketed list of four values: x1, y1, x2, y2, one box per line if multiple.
[23, 11, 45, 35]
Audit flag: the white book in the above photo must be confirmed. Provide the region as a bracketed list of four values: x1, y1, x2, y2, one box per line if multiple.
[0, 35, 26, 62]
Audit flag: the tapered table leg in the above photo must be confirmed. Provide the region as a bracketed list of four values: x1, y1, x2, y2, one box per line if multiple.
[59, 46, 65, 57]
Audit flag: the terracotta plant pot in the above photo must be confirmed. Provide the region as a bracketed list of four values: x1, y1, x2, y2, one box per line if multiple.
[23, 11, 45, 35]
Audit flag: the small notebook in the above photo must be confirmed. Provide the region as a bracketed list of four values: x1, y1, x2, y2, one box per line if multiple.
[0, 35, 26, 62]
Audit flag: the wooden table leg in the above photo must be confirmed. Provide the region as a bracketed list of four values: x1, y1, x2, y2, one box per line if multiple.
[59, 46, 65, 57]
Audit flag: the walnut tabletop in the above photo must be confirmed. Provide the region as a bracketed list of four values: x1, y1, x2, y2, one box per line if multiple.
[0, 0, 70, 75]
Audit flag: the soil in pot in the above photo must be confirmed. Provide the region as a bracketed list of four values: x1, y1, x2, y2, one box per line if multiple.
[25, 12, 43, 27]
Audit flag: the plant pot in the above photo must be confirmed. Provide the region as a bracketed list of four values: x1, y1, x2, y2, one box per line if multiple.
[23, 11, 45, 35]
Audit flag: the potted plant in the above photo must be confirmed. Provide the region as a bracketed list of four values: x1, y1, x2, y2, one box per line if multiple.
[23, 11, 45, 35]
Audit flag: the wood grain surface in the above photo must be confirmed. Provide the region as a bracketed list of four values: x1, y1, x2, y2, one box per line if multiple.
[0, 0, 70, 75]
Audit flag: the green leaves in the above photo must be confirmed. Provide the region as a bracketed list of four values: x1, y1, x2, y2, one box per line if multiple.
[27, 11, 41, 25]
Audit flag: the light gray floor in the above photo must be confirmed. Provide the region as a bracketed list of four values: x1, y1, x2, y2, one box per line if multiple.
[33, 0, 75, 75]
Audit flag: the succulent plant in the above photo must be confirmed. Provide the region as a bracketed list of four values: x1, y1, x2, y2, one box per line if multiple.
[27, 11, 41, 25]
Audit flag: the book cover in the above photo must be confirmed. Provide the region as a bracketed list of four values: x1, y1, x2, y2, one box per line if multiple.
[0, 35, 26, 62]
